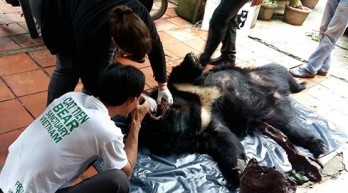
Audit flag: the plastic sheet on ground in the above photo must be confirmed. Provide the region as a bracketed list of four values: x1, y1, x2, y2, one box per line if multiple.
[128, 99, 348, 193]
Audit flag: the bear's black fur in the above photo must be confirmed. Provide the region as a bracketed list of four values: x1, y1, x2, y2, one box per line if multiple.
[139, 53, 326, 187]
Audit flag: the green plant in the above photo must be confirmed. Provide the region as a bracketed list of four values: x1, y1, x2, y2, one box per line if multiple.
[289, 0, 303, 9]
[262, 0, 278, 7]
[306, 32, 320, 42]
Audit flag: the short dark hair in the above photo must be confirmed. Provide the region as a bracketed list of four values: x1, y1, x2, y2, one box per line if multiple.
[109, 5, 152, 60]
[98, 62, 145, 106]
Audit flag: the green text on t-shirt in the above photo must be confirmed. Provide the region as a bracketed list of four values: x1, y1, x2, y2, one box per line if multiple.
[39, 97, 90, 143]
[7, 181, 24, 193]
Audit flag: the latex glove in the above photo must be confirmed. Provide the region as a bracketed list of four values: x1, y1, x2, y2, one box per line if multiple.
[142, 94, 157, 113]
[157, 88, 173, 105]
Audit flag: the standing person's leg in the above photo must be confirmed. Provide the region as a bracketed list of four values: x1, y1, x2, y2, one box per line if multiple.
[209, 15, 237, 66]
[56, 169, 130, 193]
[306, 0, 348, 74]
[199, 0, 249, 66]
[29, 0, 79, 105]
[47, 53, 79, 105]
[28, 0, 42, 25]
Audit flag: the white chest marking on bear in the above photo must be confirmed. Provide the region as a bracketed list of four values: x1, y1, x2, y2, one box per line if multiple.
[173, 83, 221, 130]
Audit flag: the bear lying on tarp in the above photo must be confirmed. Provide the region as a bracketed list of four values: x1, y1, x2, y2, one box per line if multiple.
[139, 53, 327, 188]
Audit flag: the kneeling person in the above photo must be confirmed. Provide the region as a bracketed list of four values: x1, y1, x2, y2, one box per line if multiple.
[0, 63, 148, 193]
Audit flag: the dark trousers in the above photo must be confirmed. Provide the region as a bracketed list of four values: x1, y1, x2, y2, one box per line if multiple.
[47, 53, 80, 105]
[27, 0, 79, 106]
[199, 0, 249, 65]
[56, 169, 130, 193]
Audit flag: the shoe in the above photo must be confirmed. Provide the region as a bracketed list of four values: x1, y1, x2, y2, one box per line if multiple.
[316, 68, 328, 76]
[209, 55, 236, 66]
[289, 67, 316, 78]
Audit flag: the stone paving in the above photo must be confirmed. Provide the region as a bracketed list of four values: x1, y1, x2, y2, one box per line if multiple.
[0, 0, 347, 192]
[246, 1, 348, 192]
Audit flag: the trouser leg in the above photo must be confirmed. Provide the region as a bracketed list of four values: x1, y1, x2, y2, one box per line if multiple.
[47, 53, 79, 105]
[221, 16, 237, 56]
[28, 0, 42, 25]
[306, 0, 348, 73]
[199, 0, 248, 66]
[56, 169, 130, 193]
[210, 16, 237, 66]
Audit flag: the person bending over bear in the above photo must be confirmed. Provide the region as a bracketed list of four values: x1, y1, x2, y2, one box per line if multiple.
[28, 0, 173, 106]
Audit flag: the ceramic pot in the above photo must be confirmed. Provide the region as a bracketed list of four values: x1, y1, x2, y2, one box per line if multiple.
[301, 0, 319, 9]
[258, 4, 277, 21]
[284, 4, 311, 26]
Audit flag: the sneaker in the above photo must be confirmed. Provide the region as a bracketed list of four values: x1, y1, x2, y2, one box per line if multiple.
[289, 67, 316, 78]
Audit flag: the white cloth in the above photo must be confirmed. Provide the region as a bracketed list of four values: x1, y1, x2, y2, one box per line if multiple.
[0, 92, 127, 193]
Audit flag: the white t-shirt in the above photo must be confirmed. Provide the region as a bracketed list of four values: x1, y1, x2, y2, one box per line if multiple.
[0, 92, 128, 193]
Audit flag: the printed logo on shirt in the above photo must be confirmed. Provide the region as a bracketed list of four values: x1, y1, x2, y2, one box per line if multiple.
[7, 181, 24, 193]
[39, 97, 90, 143]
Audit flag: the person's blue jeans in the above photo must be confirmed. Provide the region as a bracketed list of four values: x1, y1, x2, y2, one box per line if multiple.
[306, 0, 348, 74]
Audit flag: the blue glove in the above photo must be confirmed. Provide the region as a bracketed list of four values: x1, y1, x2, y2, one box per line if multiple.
[157, 88, 173, 105]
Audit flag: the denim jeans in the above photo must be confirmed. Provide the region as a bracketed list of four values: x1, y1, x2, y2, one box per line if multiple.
[306, 0, 348, 74]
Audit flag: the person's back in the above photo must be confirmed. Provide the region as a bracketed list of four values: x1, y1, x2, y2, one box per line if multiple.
[0, 92, 126, 192]
[0, 62, 148, 193]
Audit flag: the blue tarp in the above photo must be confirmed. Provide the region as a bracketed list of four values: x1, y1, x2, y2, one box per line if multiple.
[94, 100, 348, 193]
[130, 100, 348, 192]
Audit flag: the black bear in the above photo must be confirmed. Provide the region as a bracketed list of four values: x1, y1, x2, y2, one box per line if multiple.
[139, 53, 326, 187]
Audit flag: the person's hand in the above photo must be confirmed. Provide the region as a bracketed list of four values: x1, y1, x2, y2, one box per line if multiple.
[251, 0, 263, 6]
[130, 99, 148, 132]
[157, 88, 173, 105]
[157, 82, 173, 105]
[141, 94, 157, 113]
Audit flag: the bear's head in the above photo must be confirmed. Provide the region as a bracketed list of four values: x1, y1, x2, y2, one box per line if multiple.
[168, 53, 204, 85]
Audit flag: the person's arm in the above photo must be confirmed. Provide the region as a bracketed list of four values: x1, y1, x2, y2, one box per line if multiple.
[126, 1, 173, 104]
[121, 100, 148, 177]
[145, 18, 174, 104]
[130, 2, 167, 84]
[144, 14, 168, 85]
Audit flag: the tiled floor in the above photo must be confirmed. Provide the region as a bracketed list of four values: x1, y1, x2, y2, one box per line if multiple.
[1, 0, 348, 191]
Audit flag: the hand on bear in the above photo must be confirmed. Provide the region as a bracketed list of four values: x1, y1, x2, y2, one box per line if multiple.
[141, 94, 158, 113]
[157, 88, 173, 105]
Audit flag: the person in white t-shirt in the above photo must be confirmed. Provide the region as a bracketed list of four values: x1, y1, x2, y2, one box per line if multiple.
[0, 62, 151, 193]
